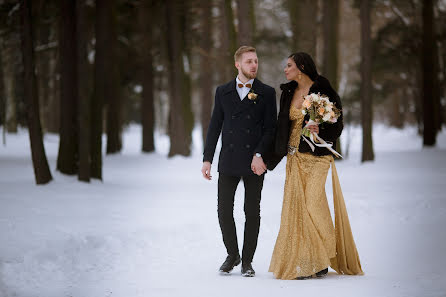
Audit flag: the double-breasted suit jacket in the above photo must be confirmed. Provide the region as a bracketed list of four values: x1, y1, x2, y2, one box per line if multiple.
[203, 78, 277, 177]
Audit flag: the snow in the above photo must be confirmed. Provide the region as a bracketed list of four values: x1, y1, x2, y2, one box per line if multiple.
[1, 124, 446, 297]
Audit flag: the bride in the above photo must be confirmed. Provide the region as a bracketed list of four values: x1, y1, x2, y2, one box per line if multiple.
[267, 52, 364, 280]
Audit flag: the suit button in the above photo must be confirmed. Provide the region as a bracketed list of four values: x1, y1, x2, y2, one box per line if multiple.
[229, 144, 234, 148]
[229, 130, 233, 134]
[246, 144, 250, 149]
[246, 129, 250, 134]
[232, 115, 236, 119]
[246, 115, 251, 119]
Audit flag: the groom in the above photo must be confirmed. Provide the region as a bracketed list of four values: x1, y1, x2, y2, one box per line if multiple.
[201, 46, 277, 277]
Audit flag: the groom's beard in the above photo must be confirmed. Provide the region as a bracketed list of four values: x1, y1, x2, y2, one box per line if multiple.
[242, 68, 257, 80]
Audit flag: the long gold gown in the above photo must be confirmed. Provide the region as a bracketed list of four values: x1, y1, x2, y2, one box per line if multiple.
[269, 106, 363, 280]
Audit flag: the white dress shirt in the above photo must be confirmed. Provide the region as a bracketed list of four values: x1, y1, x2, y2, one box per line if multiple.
[236, 76, 254, 101]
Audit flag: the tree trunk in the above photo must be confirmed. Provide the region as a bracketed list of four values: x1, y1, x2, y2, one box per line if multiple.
[322, 0, 339, 89]
[360, 0, 374, 162]
[413, 68, 423, 135]
[0, 41, 6, 145]
[422, 0, 439, 146]
[390, 91, 404, 128]
[5, 69, 18, 133]
[91, 0, 110, 180]
[200, 0, 214, 145]
[287, 0, 317, 57]
[13, 36, 26, 128]
[180, 1, 194, 152]
[57, 0, 78, 174]
[105, 0, 121, 154]
[441, 31, 446, 127]
[47, 55, 59, 133]
[139, 0, 155, 153]
[77, 0, 91, 182]
[236, 0, 254, 46]
[20, 0, 52, 184]
[35, 12, 50, 132]
[219, 0, 237, 81]
[47, 16, 60, 134]
[224, 0, 237, 55]
[322, 0, 342, 158]
[165, 0, 190, 157]
[218, 0, 230, 82]
[441, 38, 446, 129]
[5, 68, 18, 133]
[5, 34, 20, 133]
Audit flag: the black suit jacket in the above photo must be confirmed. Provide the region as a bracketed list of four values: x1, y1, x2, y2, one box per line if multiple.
[203, 78, 277, 176]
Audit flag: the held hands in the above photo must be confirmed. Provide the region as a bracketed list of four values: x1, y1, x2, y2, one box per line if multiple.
[251, 155, 266, 176]
[201, 161, 212, 180]
[202, 157, 266, 179]
[305, 120, 319, 134]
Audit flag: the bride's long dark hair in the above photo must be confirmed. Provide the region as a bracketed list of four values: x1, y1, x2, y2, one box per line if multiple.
[289, 52, 319, 81]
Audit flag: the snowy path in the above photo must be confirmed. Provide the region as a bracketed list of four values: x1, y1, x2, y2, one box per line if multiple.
[1, 126, 446, 297]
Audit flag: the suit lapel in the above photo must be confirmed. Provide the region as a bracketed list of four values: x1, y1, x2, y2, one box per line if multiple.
[233, 78, 264, 115]
[222, 78, 266, 116]
[222, 79, 242, 107]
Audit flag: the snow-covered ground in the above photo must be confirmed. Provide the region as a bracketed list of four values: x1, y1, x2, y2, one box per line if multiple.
[1, 124, 446, 297]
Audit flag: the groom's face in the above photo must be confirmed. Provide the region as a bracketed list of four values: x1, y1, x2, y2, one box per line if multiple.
[236, 52, 258, 80]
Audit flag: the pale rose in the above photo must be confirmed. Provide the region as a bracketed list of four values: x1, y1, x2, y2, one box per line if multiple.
[318, 107, 325, 115]
[301, 109, 307, 115]
[302, 99, 311, 109]
[330, 111, 335, 118]
[329, 117, 337, 123]
[248, 92, 257, 100]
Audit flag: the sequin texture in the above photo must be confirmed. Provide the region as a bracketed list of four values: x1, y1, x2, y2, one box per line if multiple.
[268, 105, 363, 279]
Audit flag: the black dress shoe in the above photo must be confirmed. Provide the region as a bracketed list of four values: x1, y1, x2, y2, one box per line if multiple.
[241, 262, 255, 277]
[219, 254, 241, 273]
[316, 268, 328, 278]
[296, 275, 312, 280]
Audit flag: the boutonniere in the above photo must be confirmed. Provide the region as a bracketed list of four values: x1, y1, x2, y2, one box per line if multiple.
[247, 90, 258, 103]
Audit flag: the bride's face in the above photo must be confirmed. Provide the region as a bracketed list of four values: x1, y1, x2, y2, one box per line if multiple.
[284, 58, 299, 81]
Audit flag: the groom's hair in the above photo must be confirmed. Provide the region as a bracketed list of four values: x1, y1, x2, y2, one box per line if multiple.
[234, 46, 256, 62]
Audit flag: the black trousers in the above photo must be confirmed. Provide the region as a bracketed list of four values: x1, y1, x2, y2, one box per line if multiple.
[217, 173, 265, 263]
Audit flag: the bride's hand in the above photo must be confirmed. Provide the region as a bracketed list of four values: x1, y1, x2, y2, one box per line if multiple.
[305, 121, 319, 134]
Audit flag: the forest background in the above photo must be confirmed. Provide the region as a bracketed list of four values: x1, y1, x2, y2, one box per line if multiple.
[0, 0, 445, 184]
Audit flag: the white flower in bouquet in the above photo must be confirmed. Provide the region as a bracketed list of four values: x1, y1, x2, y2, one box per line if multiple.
[311, 93, 320, 103]
[322, 97, 330, 104]
[323, 112, 331, 122]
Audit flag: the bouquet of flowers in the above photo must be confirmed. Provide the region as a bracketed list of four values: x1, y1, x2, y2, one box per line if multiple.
[300, 92, 343, 158]
[301, 93, 341, 138]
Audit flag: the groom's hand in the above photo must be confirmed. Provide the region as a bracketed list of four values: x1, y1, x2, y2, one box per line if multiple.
[251, 155, 266, 176]
[201, 161, 212, 180]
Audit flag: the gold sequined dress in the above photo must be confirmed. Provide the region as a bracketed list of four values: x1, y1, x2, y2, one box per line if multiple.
[269, 106, 363, 280]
